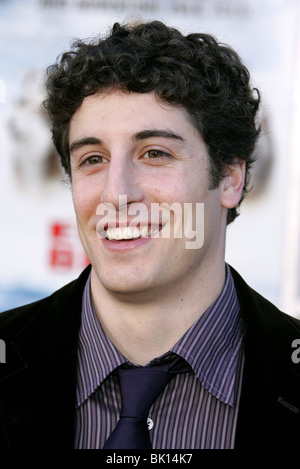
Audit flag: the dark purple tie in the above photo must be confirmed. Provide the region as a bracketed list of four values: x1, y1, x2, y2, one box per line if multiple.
[103, 356, 190, 449]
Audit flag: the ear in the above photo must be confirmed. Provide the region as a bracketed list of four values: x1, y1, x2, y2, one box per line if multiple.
[220, 160, 246, 209]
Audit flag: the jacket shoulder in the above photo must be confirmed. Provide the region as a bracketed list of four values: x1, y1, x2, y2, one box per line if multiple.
[230, 265, 300, 372]
[230, 265, 300, 329]
[0, 266, 91, 341]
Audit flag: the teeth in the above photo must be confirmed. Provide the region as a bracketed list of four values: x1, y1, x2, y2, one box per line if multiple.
[105, 226, 159, 240]
[140, 226, 148, 238]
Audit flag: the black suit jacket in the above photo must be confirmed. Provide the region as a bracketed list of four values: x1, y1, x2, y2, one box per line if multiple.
[0, 265, 300, 448]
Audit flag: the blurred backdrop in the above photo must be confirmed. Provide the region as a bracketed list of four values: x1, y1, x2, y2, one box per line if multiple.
[0, 0, 300, 318]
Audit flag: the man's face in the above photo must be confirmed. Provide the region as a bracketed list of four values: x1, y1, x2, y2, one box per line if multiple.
[69, 90, 230, 299]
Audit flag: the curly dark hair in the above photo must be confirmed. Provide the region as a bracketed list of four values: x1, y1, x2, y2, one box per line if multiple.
[43, 20, 261, 224]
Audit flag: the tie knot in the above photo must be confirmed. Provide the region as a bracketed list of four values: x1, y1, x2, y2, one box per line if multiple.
[118, 362, 173, 419]
[117, 355, 191, 419]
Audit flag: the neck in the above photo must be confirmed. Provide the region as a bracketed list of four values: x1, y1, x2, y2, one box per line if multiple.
[90, 258, 226, 366]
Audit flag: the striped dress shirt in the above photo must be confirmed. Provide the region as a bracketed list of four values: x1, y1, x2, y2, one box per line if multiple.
[74, 264, 244, 449]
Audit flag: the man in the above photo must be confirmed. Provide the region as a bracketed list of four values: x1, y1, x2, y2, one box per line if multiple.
[0, 21, 300, 449]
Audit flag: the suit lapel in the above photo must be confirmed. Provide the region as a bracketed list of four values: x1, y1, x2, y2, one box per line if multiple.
[231, 267, 300, 448]
[0, 266, 91, 448]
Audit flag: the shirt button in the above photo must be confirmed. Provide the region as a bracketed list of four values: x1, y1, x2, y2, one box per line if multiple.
[147, 417, 154, 430]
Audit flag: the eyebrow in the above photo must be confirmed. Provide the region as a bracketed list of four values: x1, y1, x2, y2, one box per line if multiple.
[69, 129, 184, 154]
[132, 129, 185, 142]
[69, 137, 101, 154]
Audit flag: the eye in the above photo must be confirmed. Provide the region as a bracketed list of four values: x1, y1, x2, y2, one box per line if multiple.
[82, 155, 108, 166]
[144, 150, 171, 159]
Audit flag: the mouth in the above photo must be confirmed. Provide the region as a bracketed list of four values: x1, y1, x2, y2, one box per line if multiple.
[105, 225, 160, 241]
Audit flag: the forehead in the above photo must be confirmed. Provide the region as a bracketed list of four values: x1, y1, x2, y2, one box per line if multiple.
[69, 90, 199, 141]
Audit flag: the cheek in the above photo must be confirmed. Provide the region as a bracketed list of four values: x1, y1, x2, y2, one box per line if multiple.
[72, 181, 99, 221]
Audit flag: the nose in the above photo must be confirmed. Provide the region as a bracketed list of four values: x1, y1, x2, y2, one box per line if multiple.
[100, 156, 143, 210]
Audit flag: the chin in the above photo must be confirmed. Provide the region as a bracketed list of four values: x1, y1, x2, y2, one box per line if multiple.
[100, 270, 163, 297]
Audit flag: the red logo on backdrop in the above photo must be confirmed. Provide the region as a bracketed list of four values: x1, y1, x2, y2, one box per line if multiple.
[49, 222, 89, 269]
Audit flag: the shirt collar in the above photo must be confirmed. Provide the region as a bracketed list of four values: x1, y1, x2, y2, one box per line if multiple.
[76, 264, 242, 407]
[76, 280, 127, 406]
[171, 264, 242, 406]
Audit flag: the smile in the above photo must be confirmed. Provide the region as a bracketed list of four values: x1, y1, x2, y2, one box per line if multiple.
[105, 226, 160, 241]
